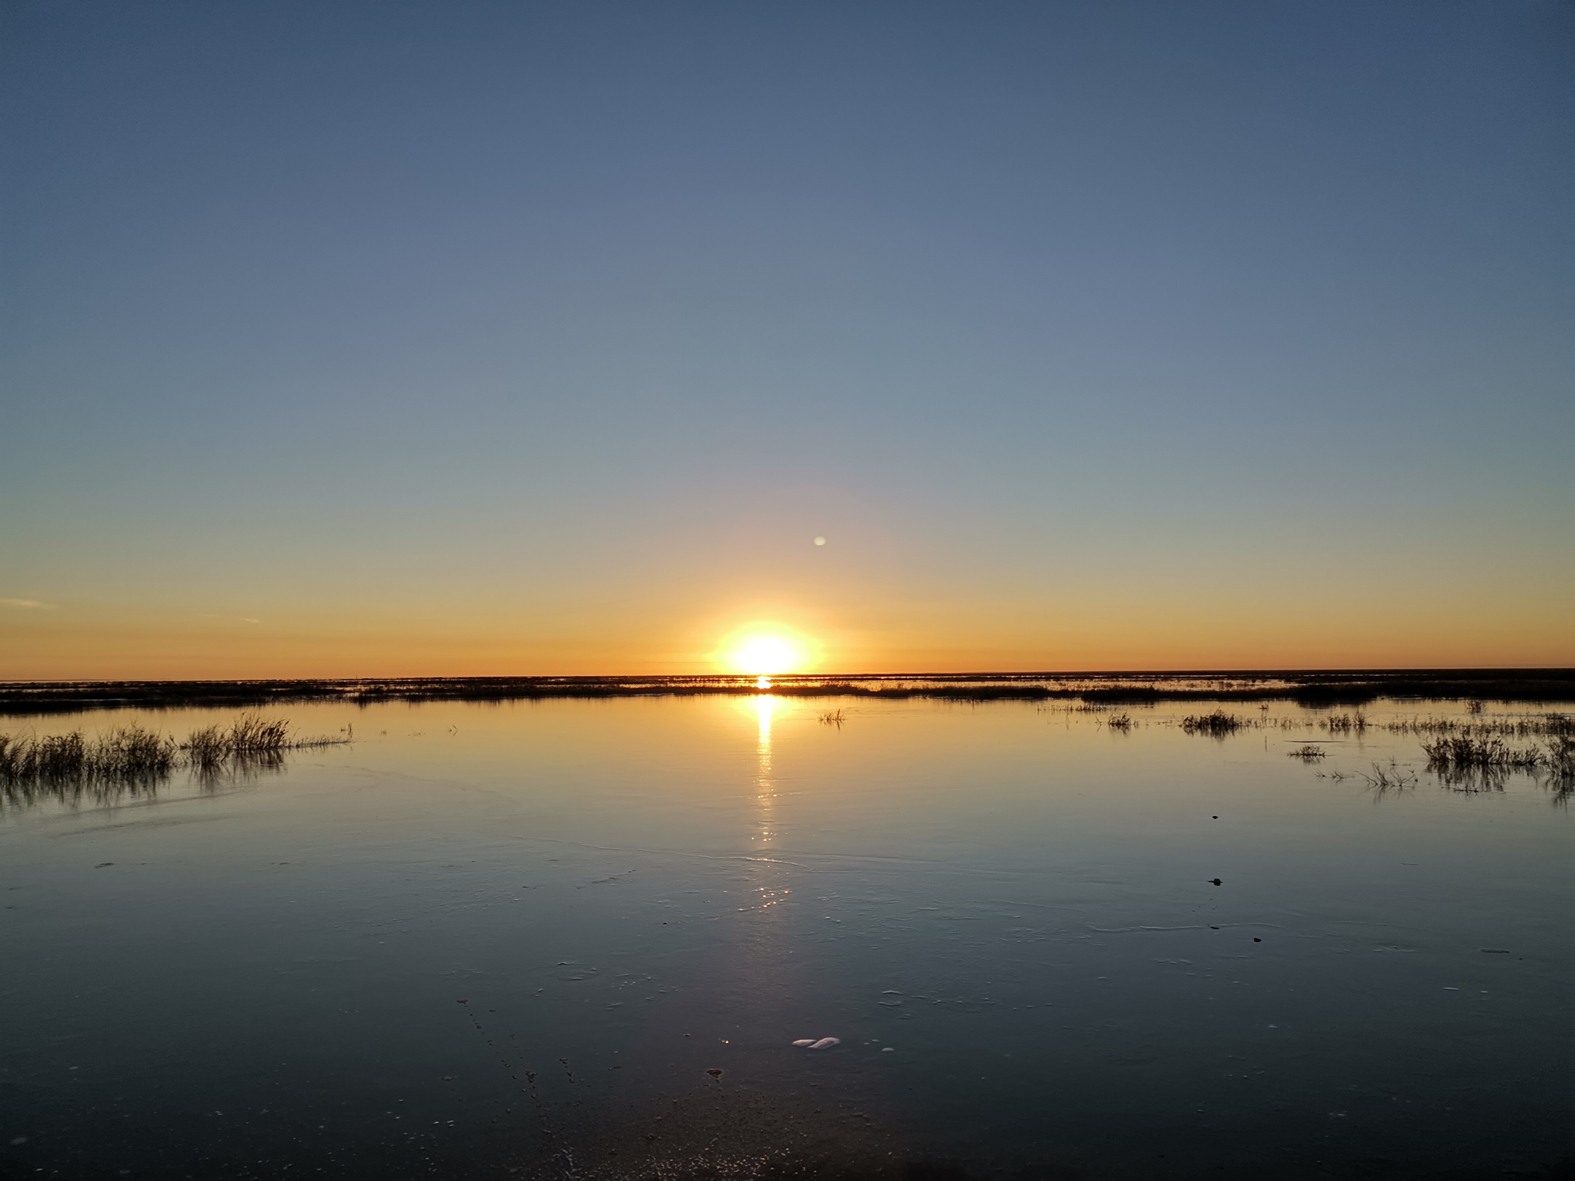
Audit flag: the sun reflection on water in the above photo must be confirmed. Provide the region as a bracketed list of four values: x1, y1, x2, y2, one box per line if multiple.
[754, 694, 775, 851]
[748, 695, 790, 910]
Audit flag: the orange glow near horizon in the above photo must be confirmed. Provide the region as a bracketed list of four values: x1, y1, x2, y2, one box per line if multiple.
[0, 593, 1572, 680]
[719, 627, 814, 677]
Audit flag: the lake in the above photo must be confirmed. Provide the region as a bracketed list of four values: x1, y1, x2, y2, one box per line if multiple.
[2, 694, 1570, 1179]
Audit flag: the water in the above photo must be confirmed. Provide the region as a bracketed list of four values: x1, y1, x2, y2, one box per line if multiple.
[2, 697, 1570, 1179]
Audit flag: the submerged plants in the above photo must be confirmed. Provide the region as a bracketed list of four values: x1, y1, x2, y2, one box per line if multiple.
[0, 725, 176, 785]
[1181, 710, 1242, 736]
[1362, 761, 1417, 792]
[1419, 733, 1574, 796]
[1386, 713, 1571, 739]
[0, 713, 346, 800]
[1420, 736, 1544, 773]
[181, 714, 312, 768]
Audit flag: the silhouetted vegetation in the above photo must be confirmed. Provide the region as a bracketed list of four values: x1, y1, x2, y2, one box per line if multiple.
[1385, 712, 1571, 739]
[1421, 736, 1539, 772]
[1545, 735, 1574, 799]
[1411, 731, 1572, 797]
[2, 669, 1572, 716]
[1182, 710, 1242, 736]
[0, 726, 176, 784]
[1362, 761, 1417, 791]
[1104, 713, 1133, 731]
[0, 714, 346, 800]
[1287, 744, 1327, 760]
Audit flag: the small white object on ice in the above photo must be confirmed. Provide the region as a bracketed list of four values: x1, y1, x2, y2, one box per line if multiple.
[808, 1037, 840, 1050]
[791, 1039, 816, 1047]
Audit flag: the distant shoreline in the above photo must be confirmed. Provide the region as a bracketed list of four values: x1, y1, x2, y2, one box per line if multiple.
[1, 669, 1571, 715]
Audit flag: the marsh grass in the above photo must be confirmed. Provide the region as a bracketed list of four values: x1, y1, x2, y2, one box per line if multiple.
[0, 713, 346, 801]
[817, 709, 846, 727]
[1420, 736, 1544, 772]
[1416, 733, 1575, 796]
[1324, 711, 1368, 735]
[1386, 713, 1572, 739]
[1287, 744, 1327, 760]
[1362, 761, 1417, 791]
[1545, 733, 1574, 776]
[1181, 710, 1241, 736]
[5, 671, 1572, 715]
[179, 714, 336, 768]
[1544, 735, 1574, 804]
[1105, 713, 1133, 732]
[0, 726, 176, 785]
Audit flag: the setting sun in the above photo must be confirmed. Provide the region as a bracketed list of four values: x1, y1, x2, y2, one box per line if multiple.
[720, 627, 814, 677]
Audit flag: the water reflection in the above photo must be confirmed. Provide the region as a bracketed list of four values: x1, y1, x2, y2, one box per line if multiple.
[3, 695, 1571, 1179]
[754, 695, 774, 848]
[2, 771, 167, 813]
[746, 695, 790, 912]
[0, 749, 290, 815]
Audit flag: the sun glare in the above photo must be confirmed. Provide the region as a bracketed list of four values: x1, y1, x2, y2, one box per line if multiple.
[718, 626, 816, 678]
[734, 634, 801, 676]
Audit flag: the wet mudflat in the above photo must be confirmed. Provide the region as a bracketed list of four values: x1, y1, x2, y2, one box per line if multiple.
[1, 696, 1570, 1179]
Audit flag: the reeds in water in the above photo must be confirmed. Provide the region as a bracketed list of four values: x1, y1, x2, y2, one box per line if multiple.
[181, 714, 298, 768]
[1419, 733, 1573, 796]
[1324, 711, 1368, 734]
[1105, 713, 1133, 732]
[1362, 761, 1416, 791]
[1385, 713, 1571, 739]
[1420, 736, 1546, 773]
[1287, 744, 1327, 760]
[1, 713, 346, 797]
[0, 726, 176, 784]
[1545, 735, 1574, 801]
[1181, 710, 1241, 736]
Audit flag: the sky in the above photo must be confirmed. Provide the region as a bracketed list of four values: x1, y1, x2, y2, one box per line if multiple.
[2, 0, 1572, 678]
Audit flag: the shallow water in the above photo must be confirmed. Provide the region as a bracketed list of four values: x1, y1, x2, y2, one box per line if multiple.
[2, 697, 1570, 1179]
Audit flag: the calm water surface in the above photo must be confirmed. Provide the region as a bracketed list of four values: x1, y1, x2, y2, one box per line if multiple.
[2, 697, 1570, 1179]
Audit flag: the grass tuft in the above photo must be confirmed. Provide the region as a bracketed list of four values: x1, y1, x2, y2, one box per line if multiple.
[1362, 761, 1416, 791]
[1420, 736, 1544, 773]
[0, 725, 176, 785]
[1181, 710, 1241, 736]
[1, 713, 346, 800]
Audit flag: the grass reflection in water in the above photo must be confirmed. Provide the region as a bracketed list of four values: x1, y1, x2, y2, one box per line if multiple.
[0, 713, 346, 810]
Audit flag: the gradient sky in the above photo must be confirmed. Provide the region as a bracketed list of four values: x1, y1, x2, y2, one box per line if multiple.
[3, 1, 1572, 678]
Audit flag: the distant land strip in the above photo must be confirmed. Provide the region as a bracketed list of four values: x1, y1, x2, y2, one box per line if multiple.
[1, 670, 1572, 715]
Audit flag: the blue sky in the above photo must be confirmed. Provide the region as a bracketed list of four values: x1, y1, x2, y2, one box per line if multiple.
[3, 1, 1572, 675]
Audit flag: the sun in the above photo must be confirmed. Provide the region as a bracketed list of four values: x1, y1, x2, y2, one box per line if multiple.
[734, 634, 800, 676]
[718, 625, 816, 678]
